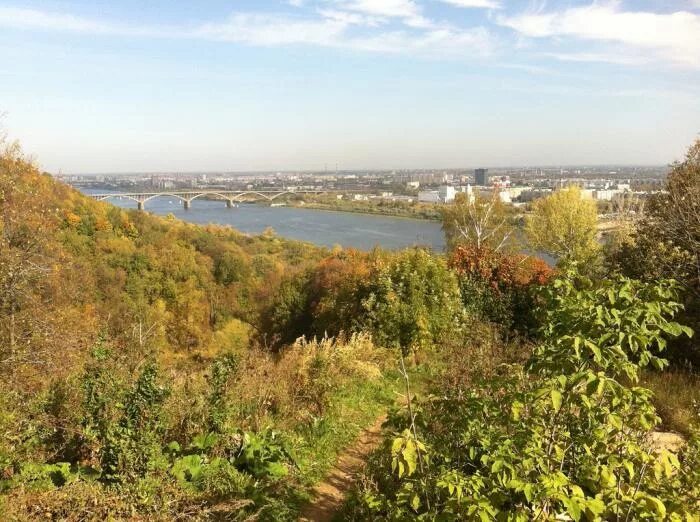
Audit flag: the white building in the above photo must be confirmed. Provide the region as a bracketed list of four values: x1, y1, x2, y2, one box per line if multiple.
[418, 190, 440, 203]
[406, 181, 420, 189]
[593, 189, 621, 201]
[438, 185, 456, 203]
[498, 190, 512, 204]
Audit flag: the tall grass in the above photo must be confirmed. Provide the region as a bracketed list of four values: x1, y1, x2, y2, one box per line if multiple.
[642, 369, 700, 436]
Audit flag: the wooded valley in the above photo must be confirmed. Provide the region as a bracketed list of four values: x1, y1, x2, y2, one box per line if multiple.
[1, 138, 699, 520]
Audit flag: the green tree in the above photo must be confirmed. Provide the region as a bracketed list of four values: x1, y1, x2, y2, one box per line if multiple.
[258, 271, 313, 349]
[608, 139, 700, 363]
[525, 186, 600, 267]
[362, 248, 462, 357]
[612, 140, 699, 291]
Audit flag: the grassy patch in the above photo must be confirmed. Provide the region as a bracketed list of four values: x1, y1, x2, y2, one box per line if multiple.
[260, 370, 400, 518]
[642, 369, 700, 436]
[291, 370, 400, 485]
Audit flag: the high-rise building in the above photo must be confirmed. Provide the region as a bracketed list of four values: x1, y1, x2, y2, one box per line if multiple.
[474, 168, 488, 186]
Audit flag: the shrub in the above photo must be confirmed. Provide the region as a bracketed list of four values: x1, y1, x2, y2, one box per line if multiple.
[207, 352, 239, 433]
[79, 347, 170, 483]
[206, 319, 250, 358]
[351, 272, 697, 520]
[448, 244, 553, 333]
[291, 333, 385, 415]
[362, 249, 463, 356]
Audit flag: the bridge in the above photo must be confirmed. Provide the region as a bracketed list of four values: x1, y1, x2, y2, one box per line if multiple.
[89, 189, 328, 211]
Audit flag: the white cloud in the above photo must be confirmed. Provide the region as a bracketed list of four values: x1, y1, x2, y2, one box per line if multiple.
[337, 0, 437, 29]
[0, 4, 495, 60]
[317, 9, 385, 27]
[441, 0, 501, 9]
[342, 0, 422, 19]
[0, 6, 113, 33]
[542, 52, 647, 67]
[499, 2, 700, 68]
[193, 13, 348, 46]
[348, 26, 494, 56]
[196, 11, 494, 57]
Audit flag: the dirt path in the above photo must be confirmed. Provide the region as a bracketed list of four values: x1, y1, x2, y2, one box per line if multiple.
[298, 415, 386, 522]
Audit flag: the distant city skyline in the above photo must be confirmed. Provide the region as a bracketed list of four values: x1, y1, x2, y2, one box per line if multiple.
[61, 164, 669, 178]
[1, 0, 699, 173]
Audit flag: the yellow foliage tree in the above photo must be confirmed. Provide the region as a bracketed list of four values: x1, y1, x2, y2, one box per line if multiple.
[206, 318, 250, 358]
[525, 186, 600, 267]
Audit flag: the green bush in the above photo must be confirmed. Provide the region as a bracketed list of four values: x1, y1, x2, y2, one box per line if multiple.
[80, 348, 169, 483]
[362, 249, 463, 356]
[207, 352, 239, 432]
[350, 271, 698, 520]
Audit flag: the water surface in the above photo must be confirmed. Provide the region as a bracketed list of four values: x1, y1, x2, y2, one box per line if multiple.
[83, 190, 446, 251]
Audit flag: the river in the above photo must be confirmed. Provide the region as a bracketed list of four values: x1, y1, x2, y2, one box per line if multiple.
[81, 189, 446, 251]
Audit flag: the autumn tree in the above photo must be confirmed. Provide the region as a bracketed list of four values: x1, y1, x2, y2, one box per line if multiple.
[448, 245, 553, 333]
[614, 140, 700, 293]
[0, 139, 96, 387]
[441, 191, 515, 253]
[0, 141, 54, 368]
[609, 139, 700, 363]
[525, 186, 600, 267]
[258, 270, 314, 349]
[306, 249, 374, 337]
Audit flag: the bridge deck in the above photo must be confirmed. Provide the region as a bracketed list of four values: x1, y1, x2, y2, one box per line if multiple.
[89, 189, 332, 209]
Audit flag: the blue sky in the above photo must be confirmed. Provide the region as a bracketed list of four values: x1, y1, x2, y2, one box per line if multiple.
[1, 0, 699, 173]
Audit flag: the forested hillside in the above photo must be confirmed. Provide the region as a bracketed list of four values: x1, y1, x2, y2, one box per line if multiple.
[1, 139, 700, 521]
[1, 142, 328, 375]
[0, 142, 369, 520]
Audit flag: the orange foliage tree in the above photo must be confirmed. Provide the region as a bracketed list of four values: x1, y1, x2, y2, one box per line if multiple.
[448, 244, 553, 333]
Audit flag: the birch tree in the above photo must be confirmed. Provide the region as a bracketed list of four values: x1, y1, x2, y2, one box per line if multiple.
[441, 191, 515, 253]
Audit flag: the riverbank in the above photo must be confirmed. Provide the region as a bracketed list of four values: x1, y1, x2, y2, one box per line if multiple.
[285, 196, 442, 221]
[79, 188, 447, 251]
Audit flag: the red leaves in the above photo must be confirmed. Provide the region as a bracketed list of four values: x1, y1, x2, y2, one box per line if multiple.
[448, 245, 553, 293]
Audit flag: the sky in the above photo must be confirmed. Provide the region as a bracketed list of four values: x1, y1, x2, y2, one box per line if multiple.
[1, 0, 699, 173]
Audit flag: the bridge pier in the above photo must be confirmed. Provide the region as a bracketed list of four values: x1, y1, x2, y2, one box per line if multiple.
[137, 201, 144, 211]
[184, 200, 191, 210]
[226, 200, 233, 208]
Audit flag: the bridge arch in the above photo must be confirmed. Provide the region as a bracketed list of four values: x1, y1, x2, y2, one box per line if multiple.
[142, 193, 192, 204]
[232, 191, 274, 202]
[269, 191, 295, 201]
[95, 194, 143, 204]
[189, 192, 237, 202]
[269, 190, 325, 201]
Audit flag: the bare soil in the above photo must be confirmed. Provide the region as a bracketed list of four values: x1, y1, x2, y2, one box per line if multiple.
[650, 431, 685, 454]
[298, 415, 386, 522]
